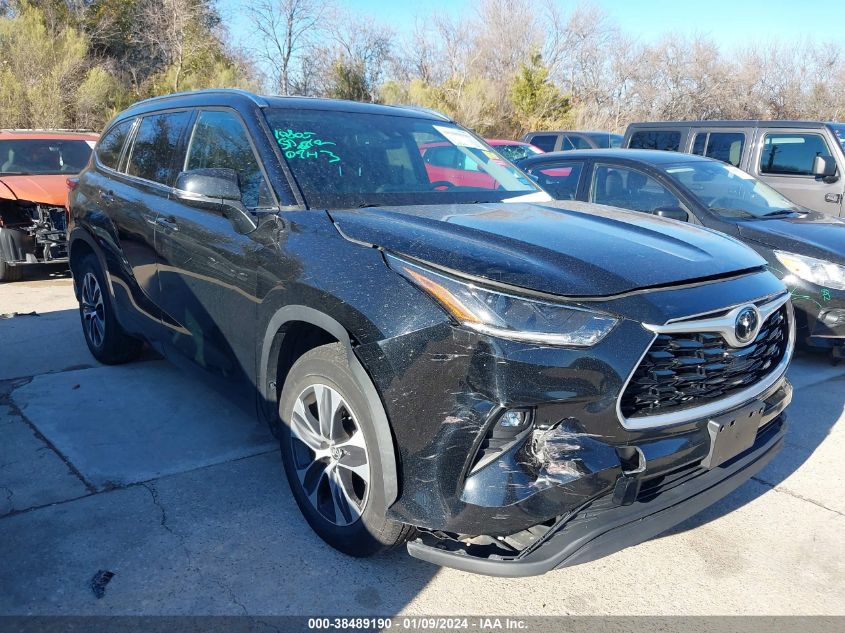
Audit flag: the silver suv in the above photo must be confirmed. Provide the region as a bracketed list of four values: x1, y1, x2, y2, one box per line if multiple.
[623, 120, 845, 217]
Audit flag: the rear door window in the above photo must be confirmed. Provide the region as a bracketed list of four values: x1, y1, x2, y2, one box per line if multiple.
[185, 110, 273, 208]
[528, 135, 558, 152]
[628, 130, 681, 152]
[562, 135, 592, 150]
[524, 161, 584, 200]
[590, 164, 684, 213]
[97, 120, 134, 170]
[691, 132, 745, 166]
[125, 111, 192, 186]
[760, 133, 832, 176]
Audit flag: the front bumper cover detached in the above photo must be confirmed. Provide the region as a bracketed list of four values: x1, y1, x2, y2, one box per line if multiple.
[407, 413, 785, 577]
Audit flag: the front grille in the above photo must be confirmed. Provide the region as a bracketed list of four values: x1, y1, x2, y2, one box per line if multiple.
[620, 306, 789, 418]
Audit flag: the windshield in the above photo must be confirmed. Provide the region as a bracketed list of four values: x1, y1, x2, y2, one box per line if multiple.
[664, 160, 801, 219]
[829, 123, 845, 149]
[263, 109, 540, 208]
[0, 139, 93, 176]
[494, 142, 542, 162]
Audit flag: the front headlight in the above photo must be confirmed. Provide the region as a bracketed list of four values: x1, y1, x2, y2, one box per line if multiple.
[386, 254, 618, 346]
[774, 251, 845, 290]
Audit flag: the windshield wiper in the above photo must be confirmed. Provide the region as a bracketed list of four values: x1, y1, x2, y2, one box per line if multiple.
[761, 209, 800, 218]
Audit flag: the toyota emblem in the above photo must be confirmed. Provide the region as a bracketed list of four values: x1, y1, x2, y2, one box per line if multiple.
[734, 306, 760, 346]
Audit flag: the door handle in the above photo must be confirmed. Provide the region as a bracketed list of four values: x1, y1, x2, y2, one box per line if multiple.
[155, 216, 179, 231]
[825, 193, 842, 204]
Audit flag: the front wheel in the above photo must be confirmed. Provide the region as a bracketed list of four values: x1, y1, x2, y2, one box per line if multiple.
[278, 343, 412, 557]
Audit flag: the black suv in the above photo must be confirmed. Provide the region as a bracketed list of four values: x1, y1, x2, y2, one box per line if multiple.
[68, 89, 794, 577]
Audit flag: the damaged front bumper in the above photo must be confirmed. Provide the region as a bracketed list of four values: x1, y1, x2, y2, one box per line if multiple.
[0, 200, 69, 265]
[407, 393, 788, 576]
[355, 267, 793, 574]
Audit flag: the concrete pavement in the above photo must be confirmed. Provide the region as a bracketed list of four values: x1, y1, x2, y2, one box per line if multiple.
[1, 269, 843, 616]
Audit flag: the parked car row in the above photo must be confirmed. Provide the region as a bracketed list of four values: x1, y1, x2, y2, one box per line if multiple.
[62, 89, 796, 577]
[623, 120, 845, 217]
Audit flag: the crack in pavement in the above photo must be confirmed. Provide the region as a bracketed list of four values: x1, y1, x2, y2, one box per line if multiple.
[751, 475, 845, 518]
[211, 577, 249, 616]
[140, 482, 188, 548]
[0, 377, 97, 495]
[140, 481, 251, 615]
[0, 449, 277, 520]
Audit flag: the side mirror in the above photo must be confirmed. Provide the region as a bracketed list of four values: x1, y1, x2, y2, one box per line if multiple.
[175, 168, 241, 202]
[812, 155, 838, 182]
[654, 206, 689, 222]
[174, 168, 256, 233]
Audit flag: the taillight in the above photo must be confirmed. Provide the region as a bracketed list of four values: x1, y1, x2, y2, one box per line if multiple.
[66, 177, 79, 191]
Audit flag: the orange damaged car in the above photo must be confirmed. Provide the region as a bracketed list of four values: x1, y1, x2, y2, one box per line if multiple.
[0, 130, 98, 281]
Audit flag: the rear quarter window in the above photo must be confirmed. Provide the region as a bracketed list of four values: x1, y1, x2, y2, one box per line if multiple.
[628, 130, 681, 152]
[96, 120, 133, 170]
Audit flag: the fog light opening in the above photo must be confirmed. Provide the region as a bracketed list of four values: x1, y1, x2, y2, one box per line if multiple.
[467, 408, 534, 474]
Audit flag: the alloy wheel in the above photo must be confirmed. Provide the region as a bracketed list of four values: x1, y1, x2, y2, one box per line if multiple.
[81, 271, 105, 349]
[289, 383, 370, 526]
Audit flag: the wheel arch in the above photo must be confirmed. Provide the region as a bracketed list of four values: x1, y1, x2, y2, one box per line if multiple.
[259, 305, 399, 506]
[68, 228, 108, 300]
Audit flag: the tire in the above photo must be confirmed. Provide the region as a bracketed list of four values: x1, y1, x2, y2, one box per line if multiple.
[278, 342, 412, 557]
[75, 253, 143, 364]
[0, 251, 23, 282]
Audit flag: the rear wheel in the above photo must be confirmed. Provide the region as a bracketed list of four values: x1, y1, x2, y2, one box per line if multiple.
[0, 251, 23, 282]
[76, 253, 143, 364]
[278, 343, 412, 557]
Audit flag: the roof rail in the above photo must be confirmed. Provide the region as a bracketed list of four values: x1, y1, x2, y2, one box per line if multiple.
[125, 88, 268, 110]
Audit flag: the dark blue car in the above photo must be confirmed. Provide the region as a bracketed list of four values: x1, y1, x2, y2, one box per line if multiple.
[519, 149, 845, 355]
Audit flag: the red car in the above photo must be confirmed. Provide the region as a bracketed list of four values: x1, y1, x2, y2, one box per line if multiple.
[485, 139, 543, 162]
[419, 141, 504, 189]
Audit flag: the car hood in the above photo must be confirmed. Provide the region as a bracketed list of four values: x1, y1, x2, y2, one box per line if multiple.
[737, 212, 845, 263]
[330, 201, 765, 297]
[0, 175, 69, 206]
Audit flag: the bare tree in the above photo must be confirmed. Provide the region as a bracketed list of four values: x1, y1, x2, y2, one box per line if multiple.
[135, 0, 217, 93]
[314, 12, 393, 102]
[246, 0, 329, 95]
